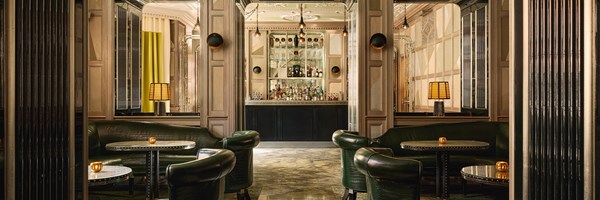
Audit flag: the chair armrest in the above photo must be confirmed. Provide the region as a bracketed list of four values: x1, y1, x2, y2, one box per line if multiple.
[332, 130, 370, 150]
[166, 148, 236, 187]
[354, 147, 421, 182]
[219, 130, 260, 151]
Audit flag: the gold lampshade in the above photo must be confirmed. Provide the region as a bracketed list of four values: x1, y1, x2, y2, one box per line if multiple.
[149, 83, 170, 101]
[428, 81, 450, 100]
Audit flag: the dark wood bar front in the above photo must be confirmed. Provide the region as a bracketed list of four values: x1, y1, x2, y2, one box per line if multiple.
[245, 101, 348, 141]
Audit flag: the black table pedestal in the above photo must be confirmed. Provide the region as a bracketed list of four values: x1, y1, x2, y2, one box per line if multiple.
[145, 151, 160, 200]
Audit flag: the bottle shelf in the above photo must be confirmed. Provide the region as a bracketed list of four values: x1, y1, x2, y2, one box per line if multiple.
[267, 31, 326, 101]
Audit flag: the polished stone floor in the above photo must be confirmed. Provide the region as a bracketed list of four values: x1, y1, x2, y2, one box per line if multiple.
[90, 148, 506, 200]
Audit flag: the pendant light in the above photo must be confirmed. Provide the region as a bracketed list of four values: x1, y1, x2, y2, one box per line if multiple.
[254, 4, 261, 37]
[342, 5, 348, 37]
[402, 4, 410, 30]
[192, 0, 201, 33]
[299, 28, 306, 38]
[299, 4, 306, 29]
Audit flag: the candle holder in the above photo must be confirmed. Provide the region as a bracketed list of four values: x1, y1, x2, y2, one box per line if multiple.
[438, 136, 447, 144]
[90, 162, 103, 173]
[496, 161, 509, 172]
[148, 137, 157, 144]
[495, 172, 509, 179]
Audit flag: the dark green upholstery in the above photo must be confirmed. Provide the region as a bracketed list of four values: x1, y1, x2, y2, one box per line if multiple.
[88, 120, 260, 199]
[332, 130, 370, 199]
[166, 148, 236, 200]
[218, 131, 260, 199]
[374, 121, 508, 175]
[354, 147, 422, 200]
[332, 121, 508, 197]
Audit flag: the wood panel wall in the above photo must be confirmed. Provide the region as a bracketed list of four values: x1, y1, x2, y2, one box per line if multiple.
[348, 0, 394, 138]
[87, 1, 241, 135]
[200, 0, 241, 136]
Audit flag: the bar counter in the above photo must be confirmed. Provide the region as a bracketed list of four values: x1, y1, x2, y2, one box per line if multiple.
[245, 100, 348, 141]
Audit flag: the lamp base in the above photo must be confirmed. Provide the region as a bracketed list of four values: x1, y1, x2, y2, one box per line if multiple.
[154, 102, 167, 116]
[433, 101, 445, 116]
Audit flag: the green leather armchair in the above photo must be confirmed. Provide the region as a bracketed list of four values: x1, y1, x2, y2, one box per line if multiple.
[332, 130, 370, 200]
[354, 147, 422, 200]
[166, 148, 236, 200]
[88, 120, 260, 199]
[218, 131, 260, 200]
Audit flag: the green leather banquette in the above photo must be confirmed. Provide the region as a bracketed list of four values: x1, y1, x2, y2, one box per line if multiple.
[88, 120, 259, 199]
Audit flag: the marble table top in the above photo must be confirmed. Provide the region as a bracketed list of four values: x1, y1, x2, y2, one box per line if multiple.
[88, 166, 132, 186]
[461, 165, 509, 186]
[400, 140, 490, 151]
[105, 140, 196, 151]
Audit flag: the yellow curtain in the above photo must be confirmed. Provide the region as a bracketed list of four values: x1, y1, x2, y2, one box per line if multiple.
[142, 31, 164, 112]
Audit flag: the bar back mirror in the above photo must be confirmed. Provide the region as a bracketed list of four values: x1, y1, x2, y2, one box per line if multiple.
[393, 3, 488, 116]
[113, 1, 200, 116]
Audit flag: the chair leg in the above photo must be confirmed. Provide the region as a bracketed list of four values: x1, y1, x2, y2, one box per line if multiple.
[348, 193, 357, 200]
[243, 189, 251, 200]
[342, 188, 349, 200]
[236, 191, 244, 200]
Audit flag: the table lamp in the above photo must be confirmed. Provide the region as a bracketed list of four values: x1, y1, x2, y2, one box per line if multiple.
[149, 83, 170, 116]
[428, 81, 450, 116]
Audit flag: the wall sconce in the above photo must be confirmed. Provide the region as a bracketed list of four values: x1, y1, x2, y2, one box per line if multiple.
[331, 66, 340, 74]
[207, 33, 224, 49]
[253, 66, 262, 74]
[370, 33, 387, 49]
[149, 83, 170, 116]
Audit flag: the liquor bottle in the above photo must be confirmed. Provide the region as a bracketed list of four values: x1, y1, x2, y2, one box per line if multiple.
[294, 34, 299, 47]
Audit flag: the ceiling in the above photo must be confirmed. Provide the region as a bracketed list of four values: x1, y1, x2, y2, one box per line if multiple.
[143, 2, 198, 26]
[245, 3, 345, 22]
[142, 1, 436, 28]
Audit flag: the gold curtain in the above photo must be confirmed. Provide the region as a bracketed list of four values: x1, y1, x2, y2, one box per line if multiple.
[142, 31, 164, 112]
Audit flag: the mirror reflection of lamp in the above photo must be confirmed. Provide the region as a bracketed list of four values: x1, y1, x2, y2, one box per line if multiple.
[149, 83, 170, 116]
[428, 81, 450, 116]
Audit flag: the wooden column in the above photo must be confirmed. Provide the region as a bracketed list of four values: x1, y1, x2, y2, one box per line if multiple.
[347, 0, 394, 138]
[200, 0, 242, 137]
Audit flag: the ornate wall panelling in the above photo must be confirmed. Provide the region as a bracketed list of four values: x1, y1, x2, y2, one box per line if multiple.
[88, 0, 114, 119]
[201, 0, 242, 137]
[488, 0, 510, 121]
[4, 0, 87, 198]
[526, 0, 585, 198]
[348, 0, 394, 138]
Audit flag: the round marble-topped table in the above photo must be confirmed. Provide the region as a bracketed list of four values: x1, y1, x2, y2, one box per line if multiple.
[88, 165, 133, 186]
[400, 140, 489, 199]
[461, 165, 509, 187]
[106, 141, 195, 200]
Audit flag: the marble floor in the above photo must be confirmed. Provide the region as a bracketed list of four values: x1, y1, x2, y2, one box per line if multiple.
[90, 148, 506, 200]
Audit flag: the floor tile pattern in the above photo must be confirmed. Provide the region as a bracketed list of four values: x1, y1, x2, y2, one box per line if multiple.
[90, 148, 506, 200]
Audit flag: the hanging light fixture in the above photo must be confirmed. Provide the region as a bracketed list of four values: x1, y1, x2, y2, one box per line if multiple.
[192, 0, 201, 33]
[402, 4, 410, 30]
[254, 4, 261, 37]
[299, 28, 306, 38]
[299, 3, 306, 29]
[342, 5, 348, 37]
